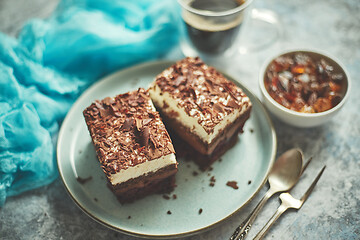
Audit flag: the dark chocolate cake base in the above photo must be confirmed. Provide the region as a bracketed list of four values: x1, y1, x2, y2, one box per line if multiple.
[157, 107, 251, 170]
[168, 116, 249, 170]
[157, 107, 251, 156]
[172, 130, 240, 170]
[109, 164, 177, 204]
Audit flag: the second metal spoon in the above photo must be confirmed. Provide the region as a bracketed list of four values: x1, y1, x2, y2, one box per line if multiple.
[229, 148, 304, 240]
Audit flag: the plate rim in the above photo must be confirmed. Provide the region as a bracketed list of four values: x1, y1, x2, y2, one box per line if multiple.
[57, 60, 277, 239]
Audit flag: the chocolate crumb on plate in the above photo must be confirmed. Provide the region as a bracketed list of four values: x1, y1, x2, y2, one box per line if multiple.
[163, 195, 170, 200]
[128, 216, 131, 219]
[192, 171, 198, 176]
[76, 176, 92, 184]
[167, 210, 172, 215]
[248, 180, 252, 185]
[209, 176, 216, 187]
[226, 181, 239, 189]
[250, 128, 254, 133]
[199, 208, 203, 215]
[172, 194, 177, 200]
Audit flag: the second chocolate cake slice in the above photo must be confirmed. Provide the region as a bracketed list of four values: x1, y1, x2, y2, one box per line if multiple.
[149, 57, 252, 169]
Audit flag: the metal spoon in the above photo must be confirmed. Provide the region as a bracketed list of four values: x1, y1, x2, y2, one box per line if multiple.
[229, 148, 304, 240]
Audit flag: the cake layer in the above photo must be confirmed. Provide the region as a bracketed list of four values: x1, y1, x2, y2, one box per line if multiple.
[110, 153, 176, 185]
[172, 129, 240, 170]
[149, 57, 252, 156]
[112, 163, 178, 195]
[159, 106, 251, 156]
[114, 175, 176, 204]
[83, 88, 178, 189]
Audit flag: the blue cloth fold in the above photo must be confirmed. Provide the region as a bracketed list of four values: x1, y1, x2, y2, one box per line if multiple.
[0, 0, 180, 206]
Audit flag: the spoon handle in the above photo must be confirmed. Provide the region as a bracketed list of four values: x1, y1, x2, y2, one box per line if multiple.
[229, 189, 273, 240]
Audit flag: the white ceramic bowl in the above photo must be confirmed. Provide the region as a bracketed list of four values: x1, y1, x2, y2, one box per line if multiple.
[259, 49, 350, 128]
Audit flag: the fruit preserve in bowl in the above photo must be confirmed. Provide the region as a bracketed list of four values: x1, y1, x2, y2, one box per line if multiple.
[259, 49, 350, 128]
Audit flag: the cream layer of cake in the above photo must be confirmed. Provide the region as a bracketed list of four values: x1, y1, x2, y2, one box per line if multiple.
[109, 154, 176, 185]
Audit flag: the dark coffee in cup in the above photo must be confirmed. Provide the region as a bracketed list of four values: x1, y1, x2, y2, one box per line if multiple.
[182, 0, 245, 55]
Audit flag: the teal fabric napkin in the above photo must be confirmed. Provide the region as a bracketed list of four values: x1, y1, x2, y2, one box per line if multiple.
[0, 0, 180, 206]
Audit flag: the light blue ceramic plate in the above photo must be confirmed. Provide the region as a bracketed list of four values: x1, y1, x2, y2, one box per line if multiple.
[57, 60, 277, 239]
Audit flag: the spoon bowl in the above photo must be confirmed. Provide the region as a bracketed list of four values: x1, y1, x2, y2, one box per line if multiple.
[268, 148, 303, 193]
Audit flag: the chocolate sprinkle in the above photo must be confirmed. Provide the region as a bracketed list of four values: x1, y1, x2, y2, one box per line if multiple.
[209, 176, 216, 187]
[140, 126, 150, 147]
[135, 118, 143, 132]
[142, 118, 152, 126]
[173, 76, 185, 86]
[213, 103, 225, 113]
[226, 181, 239, 189]
[121, 118, 133, 131]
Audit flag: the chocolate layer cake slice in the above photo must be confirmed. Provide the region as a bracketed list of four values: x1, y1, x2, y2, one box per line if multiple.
[149, 57, 252, 169]
[83, 88, 178, 203]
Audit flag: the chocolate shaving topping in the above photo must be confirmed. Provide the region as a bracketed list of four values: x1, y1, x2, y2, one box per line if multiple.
[95, 101, 104, 110]
[140, 126, 150, 147]
[122, 118, 134, 131]
[150, 134, 158, 148]
[82, 88, 175, 174]
[103, 97, 115, 106]
[142, 118, 152, 126]
[153, 57, 252, 133]
[224, 84, 239, 100]
[173, 76, 185, 86]
[213, 102, 225, 113]
[189, 88, 197, 100]
[226, 98, 239, 108]
[135, 118, 143, 132]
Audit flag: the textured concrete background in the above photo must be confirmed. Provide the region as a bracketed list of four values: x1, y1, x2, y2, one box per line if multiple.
[1, 0, 359, 239]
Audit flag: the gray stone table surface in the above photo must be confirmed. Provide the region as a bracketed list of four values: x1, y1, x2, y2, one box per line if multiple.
[1, 0, 359, 239]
